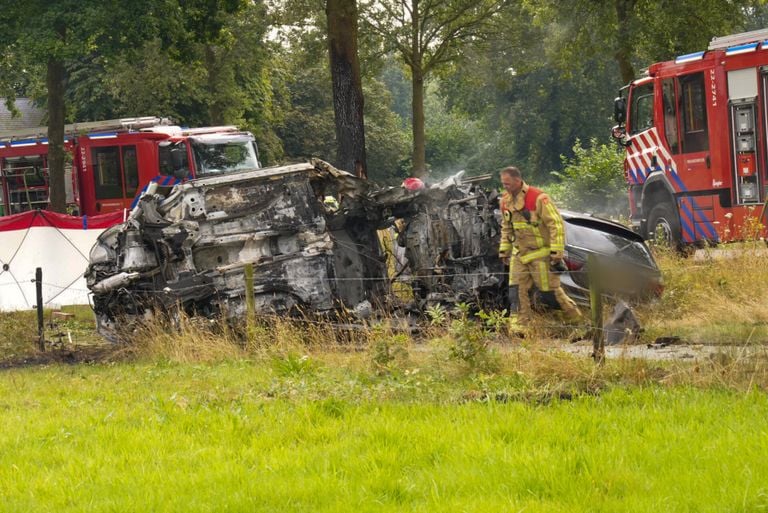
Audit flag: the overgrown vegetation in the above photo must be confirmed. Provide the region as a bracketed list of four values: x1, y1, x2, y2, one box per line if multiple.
[638, 246, 768, 345]
[368, 324, 410, 375]
[439, 303, 501, 374]
[548, 138, 627, 218]
[2, 243, 768, 383]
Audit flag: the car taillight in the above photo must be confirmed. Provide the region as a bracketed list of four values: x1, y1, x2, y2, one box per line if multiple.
[651, 277, 665, 297]
[564, 257, 583, 272]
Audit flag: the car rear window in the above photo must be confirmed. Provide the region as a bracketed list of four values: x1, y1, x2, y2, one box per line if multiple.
[565, 221, 655, 266]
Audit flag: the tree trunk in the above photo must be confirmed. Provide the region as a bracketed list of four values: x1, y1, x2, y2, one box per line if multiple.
[205, 44, 225, 125]
[614, 0, 637, 84]
[411, 64, 427, 177]
[326, 0, 367, 178]
[410, 0, 426, 177]
[46, 57, 67, 213]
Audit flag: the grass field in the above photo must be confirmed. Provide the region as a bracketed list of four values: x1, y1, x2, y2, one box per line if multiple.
[639, 246, 768, 345]
[1, 246, 767, 511]
[1, 359, 767, 512]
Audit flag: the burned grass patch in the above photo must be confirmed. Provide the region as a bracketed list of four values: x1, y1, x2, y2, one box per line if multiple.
[0, 345, 122, 370]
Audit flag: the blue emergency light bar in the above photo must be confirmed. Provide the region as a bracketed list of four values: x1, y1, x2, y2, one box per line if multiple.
[87, 132, 118, 140]
[675, 39, 766, 64]
[725, 42, 759, 56]
[0, 137, 70, 147]
[9, 138, 44, 147]
[675, 51, 705, 64]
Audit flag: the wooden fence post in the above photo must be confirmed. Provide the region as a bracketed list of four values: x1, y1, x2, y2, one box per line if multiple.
[588, 255, 605, 364]
[35, 267, 45, 351]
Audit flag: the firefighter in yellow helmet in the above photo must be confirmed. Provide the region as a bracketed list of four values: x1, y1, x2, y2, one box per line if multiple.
[498, 166, 581, 324]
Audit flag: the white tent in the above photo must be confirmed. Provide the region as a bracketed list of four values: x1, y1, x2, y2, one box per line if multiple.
[0, 210, 123, 310]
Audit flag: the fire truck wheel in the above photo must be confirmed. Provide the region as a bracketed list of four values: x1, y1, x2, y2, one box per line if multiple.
[646, 204, 681, 247]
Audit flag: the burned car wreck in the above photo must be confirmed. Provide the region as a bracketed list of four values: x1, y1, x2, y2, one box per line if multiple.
[86, 160, 661, 339]
[86, 160, 390, 339]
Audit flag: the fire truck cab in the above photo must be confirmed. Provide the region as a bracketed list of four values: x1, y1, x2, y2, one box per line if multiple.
[613, 28, 768, 244]
[0, 117, 260, 217]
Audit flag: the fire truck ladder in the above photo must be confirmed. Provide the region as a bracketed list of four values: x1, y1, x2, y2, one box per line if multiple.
[708, 28, 768, 51]
[10, 165, 47, 211]
[0, 116, 172, 143]
[143, 125, 243, 137]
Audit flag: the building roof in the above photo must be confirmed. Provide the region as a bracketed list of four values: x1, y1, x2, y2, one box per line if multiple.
[0, 98, 46, 131]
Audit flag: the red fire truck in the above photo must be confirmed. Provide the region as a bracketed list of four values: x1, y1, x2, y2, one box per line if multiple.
[0, 117, 260, 217]
[613, 28, 768, 244]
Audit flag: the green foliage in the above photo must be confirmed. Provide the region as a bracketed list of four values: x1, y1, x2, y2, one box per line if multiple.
[630, 0, 752, 64]
[446, 303, 499, 373]
[52, 1, 291, 165]
[360, 0, 503, 76]
[273, 50, 336, 162]
[438, 3, 622, 181]
[437, 0, 757, 181]
[70, 3, 275, 125]
[360, 0, 505, 174]
[0, 44, 41, 103]
[102, 39, 208, 122]
[275, 45, 409, 181]
[271, 351, 318, 377]
[0, 0, 213, 105]
[368, 325, 410, 375]
[361, 78, 411, 182]
[476, 308, 509, 333]
[1, 1, 272, 142]
[424, 85, 483, 176]
[267, 0, 411, 177]
[378, 58, 411, 123]
[426, 303, 447, 326]
[526, 0, 756, 83]
[549, 138, 626, 218]
[1, 0, 760, 195]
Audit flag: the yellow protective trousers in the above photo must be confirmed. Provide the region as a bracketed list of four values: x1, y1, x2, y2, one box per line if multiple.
[509, 254, 578, 320]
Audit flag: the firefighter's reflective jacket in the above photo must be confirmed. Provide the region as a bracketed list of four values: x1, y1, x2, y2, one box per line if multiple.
[498, 182, 565, 263]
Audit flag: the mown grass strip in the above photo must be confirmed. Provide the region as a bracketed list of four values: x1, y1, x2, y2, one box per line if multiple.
[0, 362, 767, 512]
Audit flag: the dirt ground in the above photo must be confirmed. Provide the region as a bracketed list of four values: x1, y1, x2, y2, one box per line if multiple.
[0, 344, 123, 369]
[2, 335, 756, 370]
[564, 340, 742, 361]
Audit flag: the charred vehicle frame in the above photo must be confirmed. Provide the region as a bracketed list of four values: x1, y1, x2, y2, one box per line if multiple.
[86, 161, 661, 340]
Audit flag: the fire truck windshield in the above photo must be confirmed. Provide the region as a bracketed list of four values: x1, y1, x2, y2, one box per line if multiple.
[190, 135, 260, 177]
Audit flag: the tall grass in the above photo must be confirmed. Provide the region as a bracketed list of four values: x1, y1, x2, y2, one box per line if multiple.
[2, 241, 768, 393]
[4, 301, 768, 393]
[639, 246, 768, 344]
[123, 313, 245, 363]
[0, 305, 101, 362]
[108, 307, 768, 395]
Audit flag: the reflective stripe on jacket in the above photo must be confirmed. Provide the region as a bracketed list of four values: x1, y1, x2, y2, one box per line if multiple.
[498, 182, 565, 262]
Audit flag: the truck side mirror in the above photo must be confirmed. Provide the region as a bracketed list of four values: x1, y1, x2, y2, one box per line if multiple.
[610, 125, 631, 147]
[614, 96, 626, 124]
